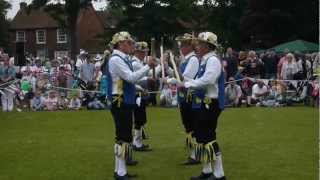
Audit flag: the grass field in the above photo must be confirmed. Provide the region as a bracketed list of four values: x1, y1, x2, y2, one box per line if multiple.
[0, 107, 318, 180]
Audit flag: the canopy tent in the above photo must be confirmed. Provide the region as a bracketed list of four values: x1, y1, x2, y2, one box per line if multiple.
[271, 40, 319, 53]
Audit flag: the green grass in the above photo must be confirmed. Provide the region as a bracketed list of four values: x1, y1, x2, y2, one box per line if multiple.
[0, 107, 318, 180]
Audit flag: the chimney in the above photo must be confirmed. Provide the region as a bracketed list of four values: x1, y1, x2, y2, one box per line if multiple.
[19, 2, 27, 10]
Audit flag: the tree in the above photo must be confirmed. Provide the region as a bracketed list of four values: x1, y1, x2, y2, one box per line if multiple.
[105, 0, 201, 49]
[29, 0, 98, 60]
[240, 0, 319, 49]
[0, 0, 11, 50]
[105, 0, 247, 49]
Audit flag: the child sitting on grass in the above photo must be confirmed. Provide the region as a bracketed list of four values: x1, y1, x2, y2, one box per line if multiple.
[31, 90, 45, 111]
[68, 92, 81, 110]
[44, 90, 58, 111]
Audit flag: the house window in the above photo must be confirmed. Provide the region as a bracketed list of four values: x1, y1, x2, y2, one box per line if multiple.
[37, 48, 47, 59]
[54, 51, 68, 59]
[36, 30, 46, 44]
[57, 29, 67, 43]
[16, 31, 25, 42]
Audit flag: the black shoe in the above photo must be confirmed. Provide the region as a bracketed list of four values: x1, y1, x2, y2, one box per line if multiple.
[133, 144, 152, 152]
[126, 159, 138, 166]
[114, 173, 137, 180]
[216, 176, 226, 180]
[182, 157, 201, 165]
[190, 172, 215, 180]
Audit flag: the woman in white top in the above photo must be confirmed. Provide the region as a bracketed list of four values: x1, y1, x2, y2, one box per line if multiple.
[281, 53, 298, 80]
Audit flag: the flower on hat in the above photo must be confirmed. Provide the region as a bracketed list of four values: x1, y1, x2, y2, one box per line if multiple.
[197, 32, 218, 47]
[175, 33, 195, 42]
[135, 41, 149, 51]
[110, 31, 134, 45]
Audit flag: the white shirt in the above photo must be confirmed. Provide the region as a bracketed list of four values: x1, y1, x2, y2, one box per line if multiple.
[109, 50, 150, 95]
[131, 56, 149, 90]
[75, 58, 84, 68]
[252, 84, 268, 99]
[131, 56, 145, 72]
[185, 52, 222, 99]
[149, 64, 174, 78]
[182, 52, 199, 82]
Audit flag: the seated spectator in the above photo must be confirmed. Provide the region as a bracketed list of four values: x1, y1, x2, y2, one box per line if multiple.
[58, 92, 69, 110]
[87, 96, 105, 110]
[160, 84, 173, 107]
[23, 87, 34, 110]
[260, 81, 285, 107]
[69, 93, 81, 110]
[225, 77, 242, 107]
[311, 80, 319, 107]
[170, 84, 178, 106]
[31, 91, 45, 111]
[252, 80, 269, 106]
[44, 90, 58, 111]
[241, 74, 254, 106]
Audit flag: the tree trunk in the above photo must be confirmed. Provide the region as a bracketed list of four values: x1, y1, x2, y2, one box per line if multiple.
[68, 16, 78, 61]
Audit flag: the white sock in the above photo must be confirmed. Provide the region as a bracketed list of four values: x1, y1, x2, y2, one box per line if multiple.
[133, 129, 142, 148]
[190, 149, 196, 160]
[117, 157, 127, 176]
[114, 144, 120, 173]
[202, 162, 213, 174]
[114, 156, 118, 173]
[214, 152, 225, 178]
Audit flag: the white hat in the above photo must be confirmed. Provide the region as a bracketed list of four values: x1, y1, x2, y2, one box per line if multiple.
[110, 31, 134, 45]
[80, 49, 87, 55]
[135, 41, 149, 52]
[94, 54, 102, 61]
[175, 33, 195, 42]
[197, 32, 218, 47]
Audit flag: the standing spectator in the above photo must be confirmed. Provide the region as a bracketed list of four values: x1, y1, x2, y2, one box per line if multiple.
[42, 61, 51, 74]
[224, 47, 238, 79]
[61, 56, 73, 88]
[0, 54, 16, 112]
[277, 49, 289, 79]
[225, 77, 242, 107]
[262, 49, 278, 79]
[312, 53, 320, 75]
[80, 57, 95, 83]
[280, 53, 298, 80]
[57, 66, 67, 88]
[295, 54, 312, 79]
[75, 49, 87, 76]
[241, 50, 263, 79]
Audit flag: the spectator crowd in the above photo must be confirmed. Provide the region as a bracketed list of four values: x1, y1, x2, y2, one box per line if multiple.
[0, 46, 319, 112]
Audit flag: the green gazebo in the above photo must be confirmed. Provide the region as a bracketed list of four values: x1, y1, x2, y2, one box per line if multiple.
[271, 40, 319, 53]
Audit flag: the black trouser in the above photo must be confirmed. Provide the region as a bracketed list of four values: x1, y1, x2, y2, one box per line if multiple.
[179, 101, 195, 133]
[110, 97, 134, 143]
[134, 97, 147, 130]
[194, 99, 222, 144]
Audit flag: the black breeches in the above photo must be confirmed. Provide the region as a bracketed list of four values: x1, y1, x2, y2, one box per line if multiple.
[134, 98, 147, 130]
[194, 99, 222, 144]
[110, 100, 133, 143]
[179, 102, 195, 133]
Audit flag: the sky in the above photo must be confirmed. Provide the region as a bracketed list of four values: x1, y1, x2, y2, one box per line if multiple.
[6, 0, 108, 19]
